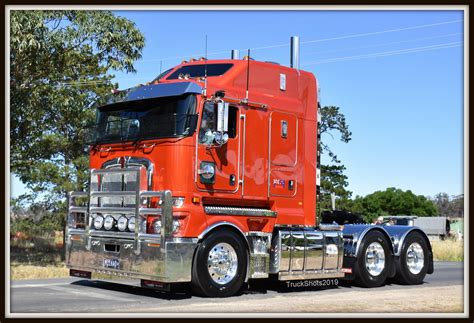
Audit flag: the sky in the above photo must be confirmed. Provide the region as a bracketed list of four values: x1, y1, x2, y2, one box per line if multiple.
[10, 9, 465, 199]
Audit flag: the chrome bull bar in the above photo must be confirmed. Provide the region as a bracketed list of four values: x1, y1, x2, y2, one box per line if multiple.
[67, 168, 173, 255]
[66, 168, 197, 282]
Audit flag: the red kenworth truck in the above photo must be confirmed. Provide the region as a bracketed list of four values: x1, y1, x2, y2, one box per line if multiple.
[66, 37, 433, 297]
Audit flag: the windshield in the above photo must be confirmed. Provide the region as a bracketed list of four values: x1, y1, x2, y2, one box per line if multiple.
[89, 94, 197, 144]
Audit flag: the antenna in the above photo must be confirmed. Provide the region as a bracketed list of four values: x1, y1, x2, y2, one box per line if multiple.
[159, 60, 162, 74]
[203, 35, 208, 97]
[245, 49, 250, 103]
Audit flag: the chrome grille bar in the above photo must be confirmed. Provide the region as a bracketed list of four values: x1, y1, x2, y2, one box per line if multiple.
[69, 206, 87, 213]
[90, 191, 137, 197]
[139, 208, 162, 215]
[89, 207, 136, 214]
[91, 168, 139, 175]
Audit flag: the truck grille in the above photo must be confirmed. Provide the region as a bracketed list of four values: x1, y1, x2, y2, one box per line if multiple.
[67, 166, 174, 243]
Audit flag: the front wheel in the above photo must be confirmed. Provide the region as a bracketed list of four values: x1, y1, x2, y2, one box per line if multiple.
[395, 231, 429, 285]
[354, 230, 392, 288]
[191, 229, 247, 297]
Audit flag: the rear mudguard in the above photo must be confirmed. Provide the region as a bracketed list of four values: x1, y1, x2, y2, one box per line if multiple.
[342, 224, 434, 280]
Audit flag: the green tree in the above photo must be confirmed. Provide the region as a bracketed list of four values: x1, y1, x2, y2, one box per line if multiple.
[352, 187, 437, 223]
[10, 11, 145, 222]
[317, 105, 353, 215]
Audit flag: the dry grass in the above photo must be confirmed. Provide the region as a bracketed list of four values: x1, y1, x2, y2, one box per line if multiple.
[431, 239, 464, 262]
[10, 263, 70, 280]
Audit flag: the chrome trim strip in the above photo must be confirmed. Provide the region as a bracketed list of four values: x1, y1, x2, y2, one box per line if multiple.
[140, 191, 164, 198]
[89, 207, 136, 214]
[139, 208, 162, 215]
[204, 206, 277, 217]
[68, 228, 85, 235]
[89, 230, 135, 239]
[70, 192, 88, 198]
[240, 113, 246, 196]
[278, 271, 345, 281]
[69, 206, 87, 213]
[267, 111, 272, 198]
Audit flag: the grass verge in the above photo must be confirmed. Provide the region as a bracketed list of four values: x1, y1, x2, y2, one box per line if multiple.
[11, 263, 70, 280]
[431, 239, 464, 262]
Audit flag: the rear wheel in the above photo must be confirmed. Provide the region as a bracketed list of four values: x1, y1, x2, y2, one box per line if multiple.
[354, 230, 392, 288]
[191, 229, 247, 297]
[395, 231, 429, 285]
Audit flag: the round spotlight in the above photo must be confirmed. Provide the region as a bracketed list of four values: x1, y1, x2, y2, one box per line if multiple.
[128, 217, 136, 232]
[152, 218, 162, 234]
[117, 216, 128, 232]
[172, 219, 180, 234]
[93, 215, 104, 230]
[103, 215, 115, 231]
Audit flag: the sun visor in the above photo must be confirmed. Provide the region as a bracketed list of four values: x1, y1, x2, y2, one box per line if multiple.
[105, 82, 203, 105]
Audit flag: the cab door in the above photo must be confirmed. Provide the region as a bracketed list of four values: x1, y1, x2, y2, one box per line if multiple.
[195, 101, 241, 193]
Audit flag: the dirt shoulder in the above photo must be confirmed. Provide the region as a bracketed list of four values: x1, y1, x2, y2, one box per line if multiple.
[130, 284, 463, 313]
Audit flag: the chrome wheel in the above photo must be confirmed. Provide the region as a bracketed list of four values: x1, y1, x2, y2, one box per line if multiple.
[365, 242, 386, 276]
[406, 242, 424, 275]
[207, 242, 238, 285]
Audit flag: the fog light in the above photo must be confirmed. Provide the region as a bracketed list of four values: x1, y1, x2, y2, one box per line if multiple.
[117, 216, 128, 232]
[172, 219, 180, 234]
[103, 215, 115, 231]
[128, 217, 135, 232]
[93, 215, 104, 230]
[152, 218, 162, 234]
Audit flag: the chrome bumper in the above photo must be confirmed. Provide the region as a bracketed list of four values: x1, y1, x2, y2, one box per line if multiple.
[66, 233, 198, 282]
[65, 168, 198, 283]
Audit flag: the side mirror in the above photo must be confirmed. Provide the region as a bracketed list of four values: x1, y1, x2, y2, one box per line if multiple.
[215, 101, 229, 145]
[216, 101, 229, 133]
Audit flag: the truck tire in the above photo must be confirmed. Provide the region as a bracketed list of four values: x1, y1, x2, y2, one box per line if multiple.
[395, 231, 429, 285]
[191, 229, 247, 297]
[354, 230, 392, 288]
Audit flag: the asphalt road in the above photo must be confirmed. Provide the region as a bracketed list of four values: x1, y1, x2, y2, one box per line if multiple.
[9, 262, 464, 314]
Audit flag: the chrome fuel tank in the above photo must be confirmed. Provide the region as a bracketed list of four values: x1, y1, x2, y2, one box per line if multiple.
[269, 227, 345, 280]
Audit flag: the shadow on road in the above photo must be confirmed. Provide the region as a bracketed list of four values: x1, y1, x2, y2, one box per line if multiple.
[69, 277, 432, 300]
[71, 280, 193, 300]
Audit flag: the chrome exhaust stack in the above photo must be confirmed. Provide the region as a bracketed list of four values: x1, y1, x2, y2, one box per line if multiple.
[290, 36, 300, 71]
[231, 49, 240, 60]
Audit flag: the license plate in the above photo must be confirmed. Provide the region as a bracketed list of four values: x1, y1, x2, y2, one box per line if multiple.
[103, 258, 120, 269]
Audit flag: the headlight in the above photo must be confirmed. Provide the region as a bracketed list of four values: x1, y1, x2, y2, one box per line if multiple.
[128, 217, 136, 232]
[172, 219, 180, 234]
[151, 218, 162, 234]
[103, 215, 115, 231]
[93, 215, 104, 230]
[172, 197, 185, 208]
[117, 216, 128, 232]
[198, 162, 215, 183]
